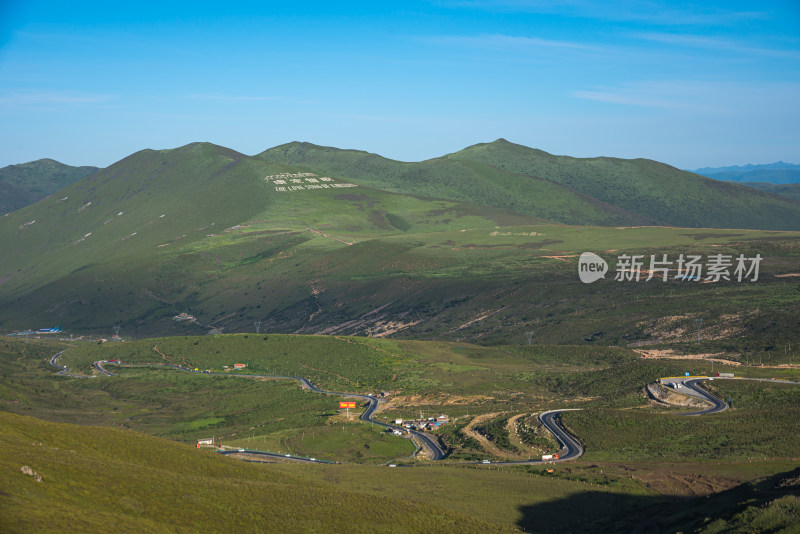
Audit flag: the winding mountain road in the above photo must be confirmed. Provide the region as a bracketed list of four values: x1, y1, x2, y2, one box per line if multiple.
[53, 353, 797, 466]
[658, 375, 800, 416]
[537, 409, 584, 461]
[50, 354, 447, 460]
[49, 353, 578, 463]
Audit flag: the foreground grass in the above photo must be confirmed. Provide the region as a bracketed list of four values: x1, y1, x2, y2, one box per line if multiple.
[4, 338, 800, 532]
[0, 411, 511, 533]
[5, 409, 797, 534]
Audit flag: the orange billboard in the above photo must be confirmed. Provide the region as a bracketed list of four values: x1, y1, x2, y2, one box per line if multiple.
[339, 401, 356, 409]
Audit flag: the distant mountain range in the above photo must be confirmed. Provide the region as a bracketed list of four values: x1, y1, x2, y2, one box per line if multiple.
[692, 162, 800, 184]
[3, 147, 799, 223]
[0, 159, 100, 215]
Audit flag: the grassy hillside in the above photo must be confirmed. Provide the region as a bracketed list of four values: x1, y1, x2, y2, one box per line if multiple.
[2, 141, 799, 349]
[258, 139, 800, 230]
[3, 208, 800, 352]
[0, 181, 38, 216]
[641, 467, 800, 533]
[448, 139, 800, 230]
[0, 145, 553, 337]
[739, 181, 800, 202]
[0, 410, 509, 533]
[258, 141, 654, 226]
[0, 158, 99, 215]
[4, 336, 799, 532]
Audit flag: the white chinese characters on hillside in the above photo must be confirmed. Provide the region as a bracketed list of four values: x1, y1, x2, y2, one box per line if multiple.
[265, 173, 357, 192]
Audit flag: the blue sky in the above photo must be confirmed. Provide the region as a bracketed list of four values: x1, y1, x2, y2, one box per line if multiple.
[1, 0, 798, 169]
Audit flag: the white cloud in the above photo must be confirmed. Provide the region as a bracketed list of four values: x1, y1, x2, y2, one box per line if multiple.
[630, 32, 800, 60]
[184, 94, 281, 102]
[183, 94, 318, 105]
[571, 81, 800, 114]
[420, 33, 609, 56]
[437, 1, 770, 26]
[0, 92, 111, 106]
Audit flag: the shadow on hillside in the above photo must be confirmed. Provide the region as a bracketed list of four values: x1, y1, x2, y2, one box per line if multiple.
[518, 467, 800, 533]
[517, 490, 686, 534]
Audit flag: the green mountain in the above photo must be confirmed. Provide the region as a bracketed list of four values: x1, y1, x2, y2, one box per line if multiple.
[259, 139, 800, 230]
[257, 141, 653, 226]
[738, 181, 800, 202]
[1, 140, 799, 350]
[0, 158, 100, 215]
[0, 142, 548, 336]
[0, 180, 37, 215]
[446, 139, 800, 230]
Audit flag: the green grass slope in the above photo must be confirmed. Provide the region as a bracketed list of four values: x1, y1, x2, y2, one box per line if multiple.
[0, 181, 38, 216]
[0, 158, 99, 215]
[448, 139, 800, 230]
[646, 468, 800, 533]
[4, 337, 798, 533]
[0, 411, 506, 533]
[258, 141, 653, 226]
[0, 143, 295, 313]
[739, 182, 800, 203]
[2, 141, 800, 346]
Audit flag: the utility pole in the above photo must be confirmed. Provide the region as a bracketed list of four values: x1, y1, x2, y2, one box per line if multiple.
[114, 325, 121, 340]
[695, 318, 702, 343]
[254, 321, 261, 334]
[525, 331, 534, 346]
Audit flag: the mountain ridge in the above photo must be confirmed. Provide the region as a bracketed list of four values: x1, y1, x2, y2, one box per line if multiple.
[0, 158, 100, 215]
[0, 138, 798, 343]
[693, 162, 800, 184]
[260, 138, 800, 230]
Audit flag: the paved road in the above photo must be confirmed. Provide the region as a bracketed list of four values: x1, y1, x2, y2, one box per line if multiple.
[49, 351, 94, 378]
[52, 354, 585, 465]
[464, 409, 585, 466]
[216, 448, 336, 464]
[297, 376, 445, 460]
[537, 409, 584, 461]
[66, 354, 800, 467]
[679, 378, 728, 415]
[657, 375, 800, 416]
[83, 358, 446, 461]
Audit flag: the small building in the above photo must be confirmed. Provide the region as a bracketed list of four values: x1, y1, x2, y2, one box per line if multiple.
[233, 363, 246, 370]
[196, 438, 215, 448]
[394, 418, 403, 425]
